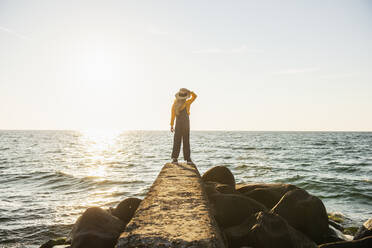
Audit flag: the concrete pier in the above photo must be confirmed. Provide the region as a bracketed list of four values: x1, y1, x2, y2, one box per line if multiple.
[116, 163, 226, 248]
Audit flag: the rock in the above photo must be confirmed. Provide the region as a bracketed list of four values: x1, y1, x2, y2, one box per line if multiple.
[224, 211, 317, 248]
[271, 188, 329, 244]
[236, 183, 298, 209]
[322, 226, 349, 244]
[202, 166, 235, 188]
[111, 198, 141, 224]
[236, 183, 295, 194]
[209, 193, 267, 228]
[204, 181, 235, 198]
[216, 183, 236, 194]
[329, 219, 344, 232]
[344, 227, 359, 237]
[203, 181, 220, 198]
[328, 212, 346, 224]
[354, 218, 372, 240]
[70, 207, 125, 248]
[40, 237, 69, 248]
[318, 236, 372, 248]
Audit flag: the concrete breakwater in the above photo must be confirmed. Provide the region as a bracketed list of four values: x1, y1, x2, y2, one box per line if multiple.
[40, 163, 372, 248]
[116, 163, 225, 247]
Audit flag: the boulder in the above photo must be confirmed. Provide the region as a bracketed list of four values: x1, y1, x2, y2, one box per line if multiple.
[209, 193, 267, 228]
[271, 188, 329, 244]
[236, 183, 298, 209]
[318, 236, 372, 248]
[216, 183, 236, 194]
[203, 181, 220, 198]
[224, 211, 317, 248]
[202, 166, 235, 188]
[70, 207, 125, 248]
[354, 218, 372, 240]
[203, 181, 235, 198]
[236, 183, 296, 194]
[111, 197, 141, 224]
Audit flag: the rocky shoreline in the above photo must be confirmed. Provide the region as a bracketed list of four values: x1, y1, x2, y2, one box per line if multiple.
[40, 165, 372, 248]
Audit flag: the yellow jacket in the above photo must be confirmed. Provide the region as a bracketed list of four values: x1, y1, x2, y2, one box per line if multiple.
[170, 91, 197, 126]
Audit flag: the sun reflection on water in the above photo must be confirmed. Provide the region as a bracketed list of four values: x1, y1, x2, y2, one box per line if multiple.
[82, 129, 121, 153]
[79, 129, 122, 179]
[65, 129, 126, 208]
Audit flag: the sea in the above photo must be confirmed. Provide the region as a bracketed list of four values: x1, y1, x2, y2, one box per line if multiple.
[0, 130, 371, 247]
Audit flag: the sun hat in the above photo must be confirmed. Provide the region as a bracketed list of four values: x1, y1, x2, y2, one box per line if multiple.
[175, 88, 190, 100]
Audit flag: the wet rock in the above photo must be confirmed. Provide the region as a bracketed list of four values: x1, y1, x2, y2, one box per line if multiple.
[318, 236, 372, 248]
[40, 237, 69, 248]
[329, 219, 344, 232]
[323, 226, 349, 244]
[271, 188, 328, 244]
[70, 207, 125, 248]
[354, 218, 372, 240]
[328, 212, 346, 224]
[344, 227, 359, 237]
[327, 212, 357, 237]
[111, 197, 141, 224]
[202, 166, 235, 188]
[236, 183, 298, 209]
[209, 193, 267, 228]
[224, 211, 317, 248]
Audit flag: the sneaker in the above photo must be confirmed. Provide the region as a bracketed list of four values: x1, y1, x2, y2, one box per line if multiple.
[186, 160, 194, 165]
[172, 158, 178, 164]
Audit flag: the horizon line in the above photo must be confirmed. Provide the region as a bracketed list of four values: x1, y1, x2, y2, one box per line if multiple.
[0, 129, 371, 132]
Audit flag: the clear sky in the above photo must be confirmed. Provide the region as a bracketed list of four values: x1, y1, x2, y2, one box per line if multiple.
[1, 0, 371, 131]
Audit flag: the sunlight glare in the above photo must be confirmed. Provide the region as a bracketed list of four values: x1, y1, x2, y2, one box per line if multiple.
[82, 128, 121, 154]
[80, 129, 122, 179]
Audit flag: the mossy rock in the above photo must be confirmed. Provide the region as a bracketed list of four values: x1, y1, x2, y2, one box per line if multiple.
[344, 226, 359, 236]
[328, 213, 345, 224]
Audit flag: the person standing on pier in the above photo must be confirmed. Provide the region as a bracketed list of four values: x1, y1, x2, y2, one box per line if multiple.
[170, 88, 197, 165]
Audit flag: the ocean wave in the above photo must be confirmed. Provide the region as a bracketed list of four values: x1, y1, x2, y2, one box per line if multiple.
[0, 223, 73, 246]
[235, 164, 249, 169]
[232, 146, 256, 150]
[39, 172, 78, 186]
[0, 217, 14, 222]
[345, 192, 372, 201]
[311, 142, 327, 146]
[0, 173, 41, 184]
[81, 177, 144, 186]
[327, 161, 339, 165]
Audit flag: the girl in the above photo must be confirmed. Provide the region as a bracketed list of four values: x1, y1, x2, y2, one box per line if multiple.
[170, 88, 197, 164]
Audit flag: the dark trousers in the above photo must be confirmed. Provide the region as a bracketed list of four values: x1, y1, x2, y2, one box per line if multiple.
[171, 108, 190, 161]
